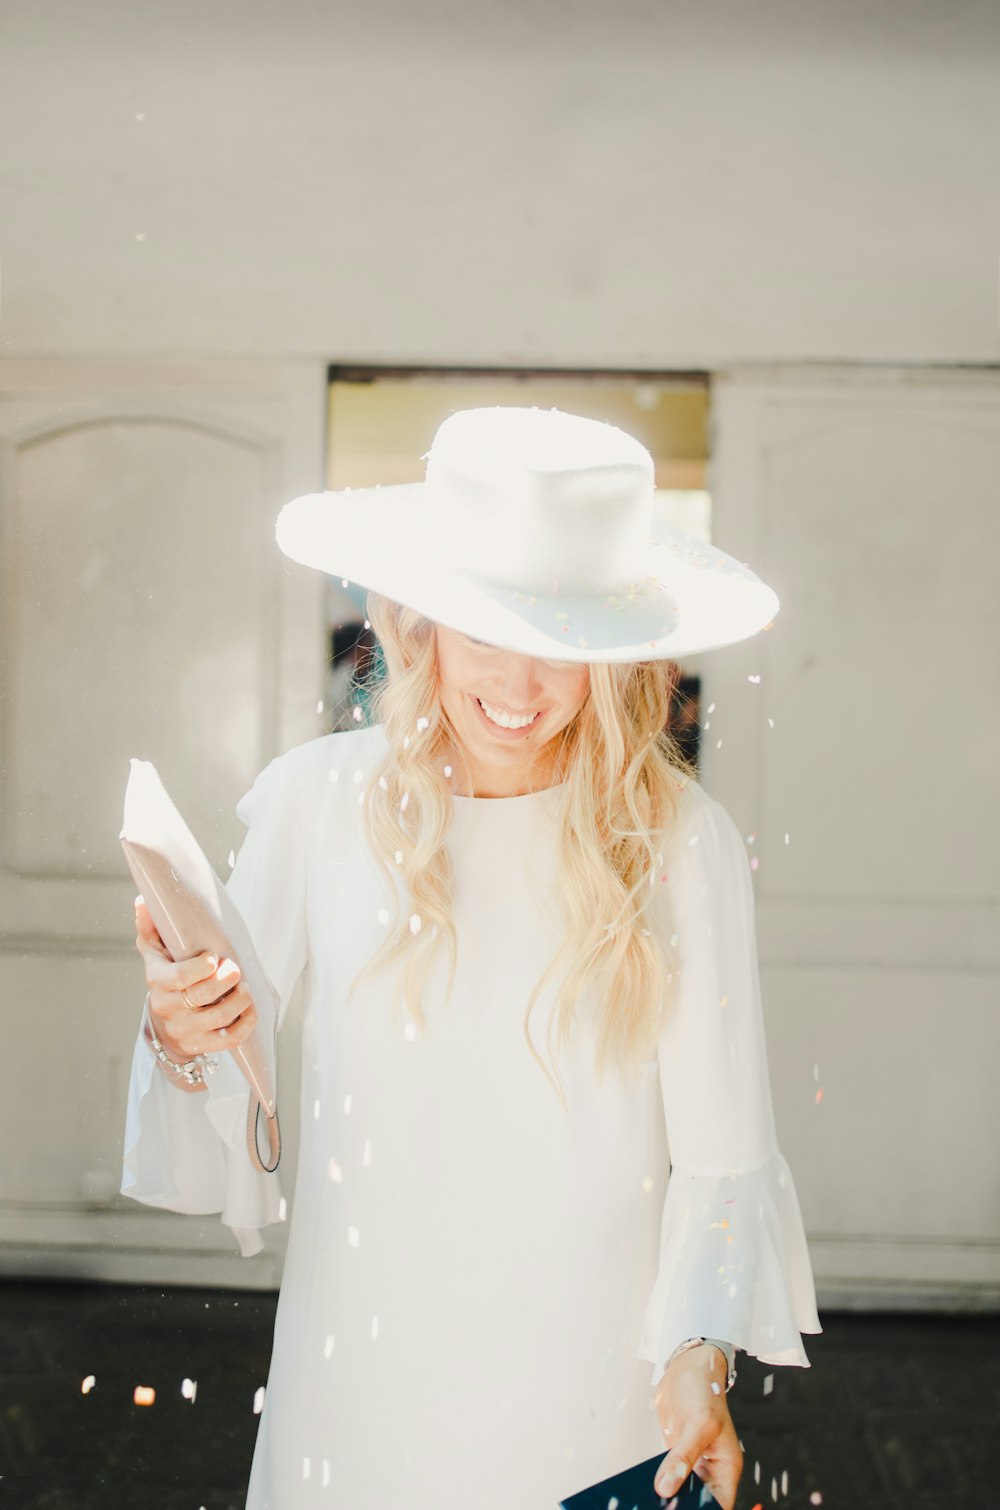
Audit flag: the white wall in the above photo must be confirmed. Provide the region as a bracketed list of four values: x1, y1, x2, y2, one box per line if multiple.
[0, 0, 998, 364]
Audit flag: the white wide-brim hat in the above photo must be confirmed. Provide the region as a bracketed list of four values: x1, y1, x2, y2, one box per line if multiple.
[276, 405, 778, 664]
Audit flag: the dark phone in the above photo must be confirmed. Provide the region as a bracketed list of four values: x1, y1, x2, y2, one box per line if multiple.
[560, 1451, 723, 1509]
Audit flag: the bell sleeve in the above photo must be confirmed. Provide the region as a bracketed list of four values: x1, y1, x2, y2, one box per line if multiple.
[637, 787, 822, 1386]
[119, 749, 310, 1259]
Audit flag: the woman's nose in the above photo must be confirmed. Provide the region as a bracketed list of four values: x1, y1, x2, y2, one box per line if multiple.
[492, 658, 546, 707]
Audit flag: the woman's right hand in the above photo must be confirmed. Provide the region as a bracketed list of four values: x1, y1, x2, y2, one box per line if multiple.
[134, 895, 258, 1063]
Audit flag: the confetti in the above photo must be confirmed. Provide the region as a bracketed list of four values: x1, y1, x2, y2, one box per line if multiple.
[394, 850, 404, 865]
[133, 1386, 155, 1407]
[348, 1225, 360, 1247]
[352, 706, 363, 722]
[344, 1094, 352, 1114]
[379, 775, 389, 790]
[322, 1460, 331, 1487]
[81, 1375, 96, 1394]
[716, 739, 723, 749]
[253, 1386, 266, 1414]
[707, 702, 716, 714]
[784, 832, 790, 845]
[303, 1457, 311, 1480]
[747, 674, 761, 683]
[710, 1381, 721, 1395]
[720, 994, 728, 1008]
[781, 1470, 789, 1495]
[278, 1197, 287, 1221]
[400, 792, 410, 813]
[323, 1335, 335, 1358]
[813, 1063, 819, 1081]
[227, 849, 236, 869]
[403, 1022, 417, 1041]
[771, 1478, 778, 1502]
[353, 768, 364, 784]
[750, 856, 759, 871]
[316, 700, 324, 714]
[409, 914, 422, 935]
[363, 1139, 372, 1167]
[754, 1460, 761, 1483]
[767, 717, 774, 728]
[763, 1374, 774, 1395]
[809, 1494, 823, 1506]
[328, 1158, 342, 1183]
[416, 717, 430, 732]
[371, 1315, 379, 1340]
[642, 1176, 654, 1193]
[377, 908, 389, 926]
[815, 1087, 825, 1104]
[181, 1378, 197, 1403]
[313, 1099, 321, 1121]
[443, 764, 453, 777]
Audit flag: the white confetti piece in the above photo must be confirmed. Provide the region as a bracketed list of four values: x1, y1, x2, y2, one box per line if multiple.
[313, 1099, 321, 1121]
[416, 716, 429, 732]
[81, 1375, 96, 1394]
[400, 792, 410, 813]
[227, 849, 236, 869]
[809, 1494, 823, 1506]
[316, 700, 324, 714]
[378, 775, 388, 790]
[327, 1158, 342, 1183]
[344, 1094, 352, 1114]
[352, 706, 363, 722]
[771, 1477, 778, 1502]
[323, 1335, 335, 1358]
[348, 1225, 360, 1247]
[394, 850, 404, 865]
[747, 674, 761, 683]
[707, 702, 716, 714]
[409, 913, 422, 935]
[377, 908, 390, 925]
[443, 764, 452, 777]
[353, 768, 364, 784]
[363, 1139, 372, 1167]
[303, 1456, 311, 1480]
[767, 716, 774, 728]
[253, 1386, 266, 1414]
[181, 1378, 197, 1403]
[278, 1197, 287, 1221]
[322, 1459, 331, 1487]
[641, 1176, 654, 1193]
[716, 738, 723, 749]
[781, 1470, 789, 1495]
[754, 1460, 761, 1484]
[763, 1373, 774, 1395]
[403, 1022, 417, 1041]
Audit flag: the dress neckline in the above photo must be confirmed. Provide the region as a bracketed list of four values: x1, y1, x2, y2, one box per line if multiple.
[451, 782, 566, 803]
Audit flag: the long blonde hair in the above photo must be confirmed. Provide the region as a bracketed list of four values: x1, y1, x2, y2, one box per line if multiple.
[348, 591, 698, 1110]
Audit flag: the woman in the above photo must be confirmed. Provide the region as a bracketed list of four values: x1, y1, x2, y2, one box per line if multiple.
[123, 405, 821, 1510]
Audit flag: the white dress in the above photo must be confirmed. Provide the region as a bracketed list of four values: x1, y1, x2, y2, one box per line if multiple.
[121, 722, 821, 1509]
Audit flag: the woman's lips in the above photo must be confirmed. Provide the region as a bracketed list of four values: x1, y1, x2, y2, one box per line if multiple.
[470, 694, 543, 740]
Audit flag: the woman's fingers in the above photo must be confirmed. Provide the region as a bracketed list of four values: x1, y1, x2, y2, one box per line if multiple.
[654, 1422, 742, 1510]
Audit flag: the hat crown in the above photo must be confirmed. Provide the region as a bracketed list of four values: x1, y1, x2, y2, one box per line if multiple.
[422, 407, 655, 595]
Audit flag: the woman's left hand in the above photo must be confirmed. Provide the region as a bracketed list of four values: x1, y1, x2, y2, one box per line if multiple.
[652, 1344, 743, 1509]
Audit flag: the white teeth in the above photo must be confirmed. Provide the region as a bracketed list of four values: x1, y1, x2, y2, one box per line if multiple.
[478, 698, 539, 730]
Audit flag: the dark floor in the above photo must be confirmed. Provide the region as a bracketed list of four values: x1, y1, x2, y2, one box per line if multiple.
[0, 1282, 996, 1510]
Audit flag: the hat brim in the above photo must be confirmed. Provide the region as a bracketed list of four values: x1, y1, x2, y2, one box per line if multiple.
[276, 484, 778, 663]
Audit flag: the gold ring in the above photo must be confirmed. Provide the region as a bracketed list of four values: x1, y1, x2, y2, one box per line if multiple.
[181, 987, 196, 1011]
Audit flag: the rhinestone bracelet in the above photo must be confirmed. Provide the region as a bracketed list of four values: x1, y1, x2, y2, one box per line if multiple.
[147, 1031, 219, 1087]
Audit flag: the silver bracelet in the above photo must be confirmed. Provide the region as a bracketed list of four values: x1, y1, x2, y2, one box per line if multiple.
[666, 1336, 737, 1393]
[148, 1031, 219, 1087]
[142, 993, 218, 1087]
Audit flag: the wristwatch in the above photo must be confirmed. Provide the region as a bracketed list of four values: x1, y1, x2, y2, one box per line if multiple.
[666, 1335, 738, 1393]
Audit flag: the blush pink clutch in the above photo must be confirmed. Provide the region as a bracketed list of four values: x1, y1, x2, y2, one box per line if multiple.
[120, 758, 281, 1174]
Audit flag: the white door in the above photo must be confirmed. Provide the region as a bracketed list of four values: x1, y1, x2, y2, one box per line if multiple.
[702, 367, 1000, 1308]
[0, 356, 326, 1288]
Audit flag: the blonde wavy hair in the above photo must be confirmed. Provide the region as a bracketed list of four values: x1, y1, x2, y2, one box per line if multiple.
[347, 591, 698, 1111]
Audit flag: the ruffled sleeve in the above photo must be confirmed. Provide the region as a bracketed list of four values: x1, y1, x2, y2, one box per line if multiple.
[637, 786, 822, 1385]
[120, 750, 309, 1258]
